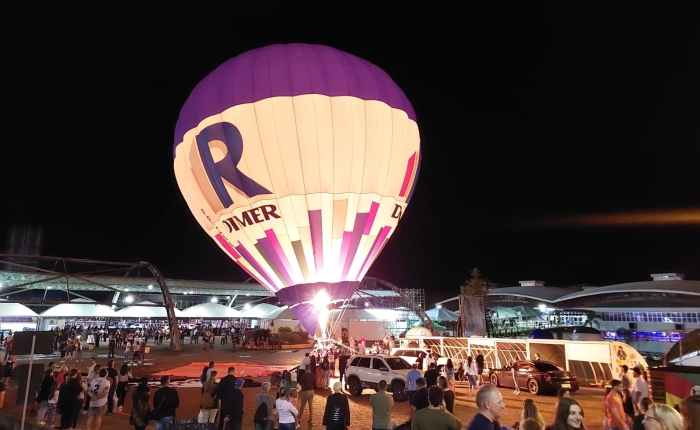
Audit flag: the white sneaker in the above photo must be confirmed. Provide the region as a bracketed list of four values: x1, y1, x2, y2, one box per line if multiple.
[37, 421, 45, 425]
[118, 406, 122, 412]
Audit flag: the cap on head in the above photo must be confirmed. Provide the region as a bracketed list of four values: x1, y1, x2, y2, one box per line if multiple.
[235, 378, 244, 387]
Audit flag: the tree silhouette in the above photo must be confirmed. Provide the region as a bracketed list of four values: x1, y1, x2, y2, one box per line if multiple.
[464, 268, 489, 297]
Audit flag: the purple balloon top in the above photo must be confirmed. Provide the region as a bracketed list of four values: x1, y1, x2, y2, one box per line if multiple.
[174, 43, 416, 153]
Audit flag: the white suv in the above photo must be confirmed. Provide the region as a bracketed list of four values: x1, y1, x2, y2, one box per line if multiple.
[345, 355, 412, 402]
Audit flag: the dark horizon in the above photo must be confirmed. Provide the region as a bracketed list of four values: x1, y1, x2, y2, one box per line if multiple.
[4, 4, 700, 306]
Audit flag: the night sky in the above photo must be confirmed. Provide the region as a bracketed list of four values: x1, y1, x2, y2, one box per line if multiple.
[4, 4, 700, 304]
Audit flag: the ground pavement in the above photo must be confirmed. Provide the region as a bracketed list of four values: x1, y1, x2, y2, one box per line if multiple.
[0, 341, 609, 430]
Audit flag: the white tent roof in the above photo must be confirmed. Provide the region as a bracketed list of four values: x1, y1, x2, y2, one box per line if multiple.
[240, 303, 280, 318]
[328, 307, 377, 320]
[181, 302, 242, 318]
[262, 306, 298, 320]
[42, 299, 117, 318]
[425, 307, 459, 322]
[0, 299, 38, 317]
[116, 301, 183, 318]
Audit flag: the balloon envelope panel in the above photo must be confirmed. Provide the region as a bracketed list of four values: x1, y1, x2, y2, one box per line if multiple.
[173, 44, 420, 332]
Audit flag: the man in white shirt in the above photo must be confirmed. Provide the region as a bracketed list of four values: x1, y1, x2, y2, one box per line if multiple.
[632, 367, 649, 409]
[300, 353, 311, 374]
[87, 368, 111, 430]
[83, 363, 101, 414]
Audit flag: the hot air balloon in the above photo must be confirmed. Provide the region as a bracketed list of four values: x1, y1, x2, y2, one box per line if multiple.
[173, 43, 420, 336]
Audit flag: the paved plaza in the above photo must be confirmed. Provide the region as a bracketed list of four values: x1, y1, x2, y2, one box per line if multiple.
[0, 341, 608, 430]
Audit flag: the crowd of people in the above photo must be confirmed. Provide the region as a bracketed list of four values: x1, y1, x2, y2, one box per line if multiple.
[4, 327, 700, 430]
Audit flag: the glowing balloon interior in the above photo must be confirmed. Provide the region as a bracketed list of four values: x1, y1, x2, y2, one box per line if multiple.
[174, 43, 421, 334]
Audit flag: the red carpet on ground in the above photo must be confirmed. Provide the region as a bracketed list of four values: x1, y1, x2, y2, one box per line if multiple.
[151, 362, 289, 378]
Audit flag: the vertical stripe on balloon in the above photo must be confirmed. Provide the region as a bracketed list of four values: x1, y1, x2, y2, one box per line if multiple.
[338, 231, 352, 270]
[357, 226, 392, 279]
[264, 230, 297, 285]
[215, 234, 241, 259]
[235, 241, 278, 292]
[341, 211, 370, 279]
[254, 241, 290, 288]
[399, 152, 417, 197]
[308, 209, 324, 276]
[363, 201, 380, 234]
[292, 240, 310, 282]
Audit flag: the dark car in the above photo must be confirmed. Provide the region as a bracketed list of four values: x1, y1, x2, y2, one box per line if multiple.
[489, 360, 578, 395]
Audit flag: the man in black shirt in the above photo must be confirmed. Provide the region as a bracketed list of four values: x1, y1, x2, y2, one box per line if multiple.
[409, 378, 429, 420]
[322, 382, 350, 430]
[223, 378, 245, 430]
[214, 367, 237, 430]
[424, 363, 439, 388]
[298, 365, 316, 423]
[153, 376, 180, 430]
[106, 360, 118, 414]
[466, 384, 504, 430]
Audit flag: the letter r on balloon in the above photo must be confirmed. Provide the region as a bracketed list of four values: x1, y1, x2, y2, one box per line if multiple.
[195, 122, 272, 208]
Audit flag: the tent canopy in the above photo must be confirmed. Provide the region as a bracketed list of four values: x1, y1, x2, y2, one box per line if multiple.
[240, 303, 280, 318]
[489, 306, 519, 319]
[262, 306, 298, 320]
[181, 302, 242, 318]
[42, 299, 117, 318]
[512, 305, 540, 318]
[116, 302, 183, 318]
[426, 307, 459, 322]
[0, 299, 38, 317]
[328, 307, 377, 321]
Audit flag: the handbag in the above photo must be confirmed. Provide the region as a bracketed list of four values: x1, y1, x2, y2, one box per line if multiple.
[148, 393, 166, 421]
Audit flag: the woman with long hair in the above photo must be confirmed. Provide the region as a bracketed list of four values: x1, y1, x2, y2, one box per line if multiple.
[681, 395, 700, 430]
[466, 357, 478, 394]
[445, 359, 456, 392]
[199, 370, 219, 424]
[276, 386, 298, 430]
[644, 403, 684, 430]
[321, 356, 330, 390]
[550, 397, 585, 430]
[521, 399, 546, 429]
[129, 377, 151, 430]
[57, 368, 83, 430]
[116, 363, 132, 412]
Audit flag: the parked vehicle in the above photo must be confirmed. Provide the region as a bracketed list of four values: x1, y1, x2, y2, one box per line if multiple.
[345, 354, 412, 401]
[489, 360, 579, 395]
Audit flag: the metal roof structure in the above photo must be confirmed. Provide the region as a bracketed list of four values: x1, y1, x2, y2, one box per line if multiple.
[0, 254, 432, 348]
[0, 271, 403, 300]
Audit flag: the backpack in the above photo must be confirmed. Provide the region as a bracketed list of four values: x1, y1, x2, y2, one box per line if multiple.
[253, 395, 269, 425]
[200, 366, 209, 383]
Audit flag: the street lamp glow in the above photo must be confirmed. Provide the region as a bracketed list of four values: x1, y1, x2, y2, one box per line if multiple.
[538, 304, 547, 312]
[148, 284, 153, 290]
[211, 298, 218, 303]
[183, 292, 188, 295]
[244, 303, 251, 310]
[436, 304, 442, 309]
[125, 296, 134, 303]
